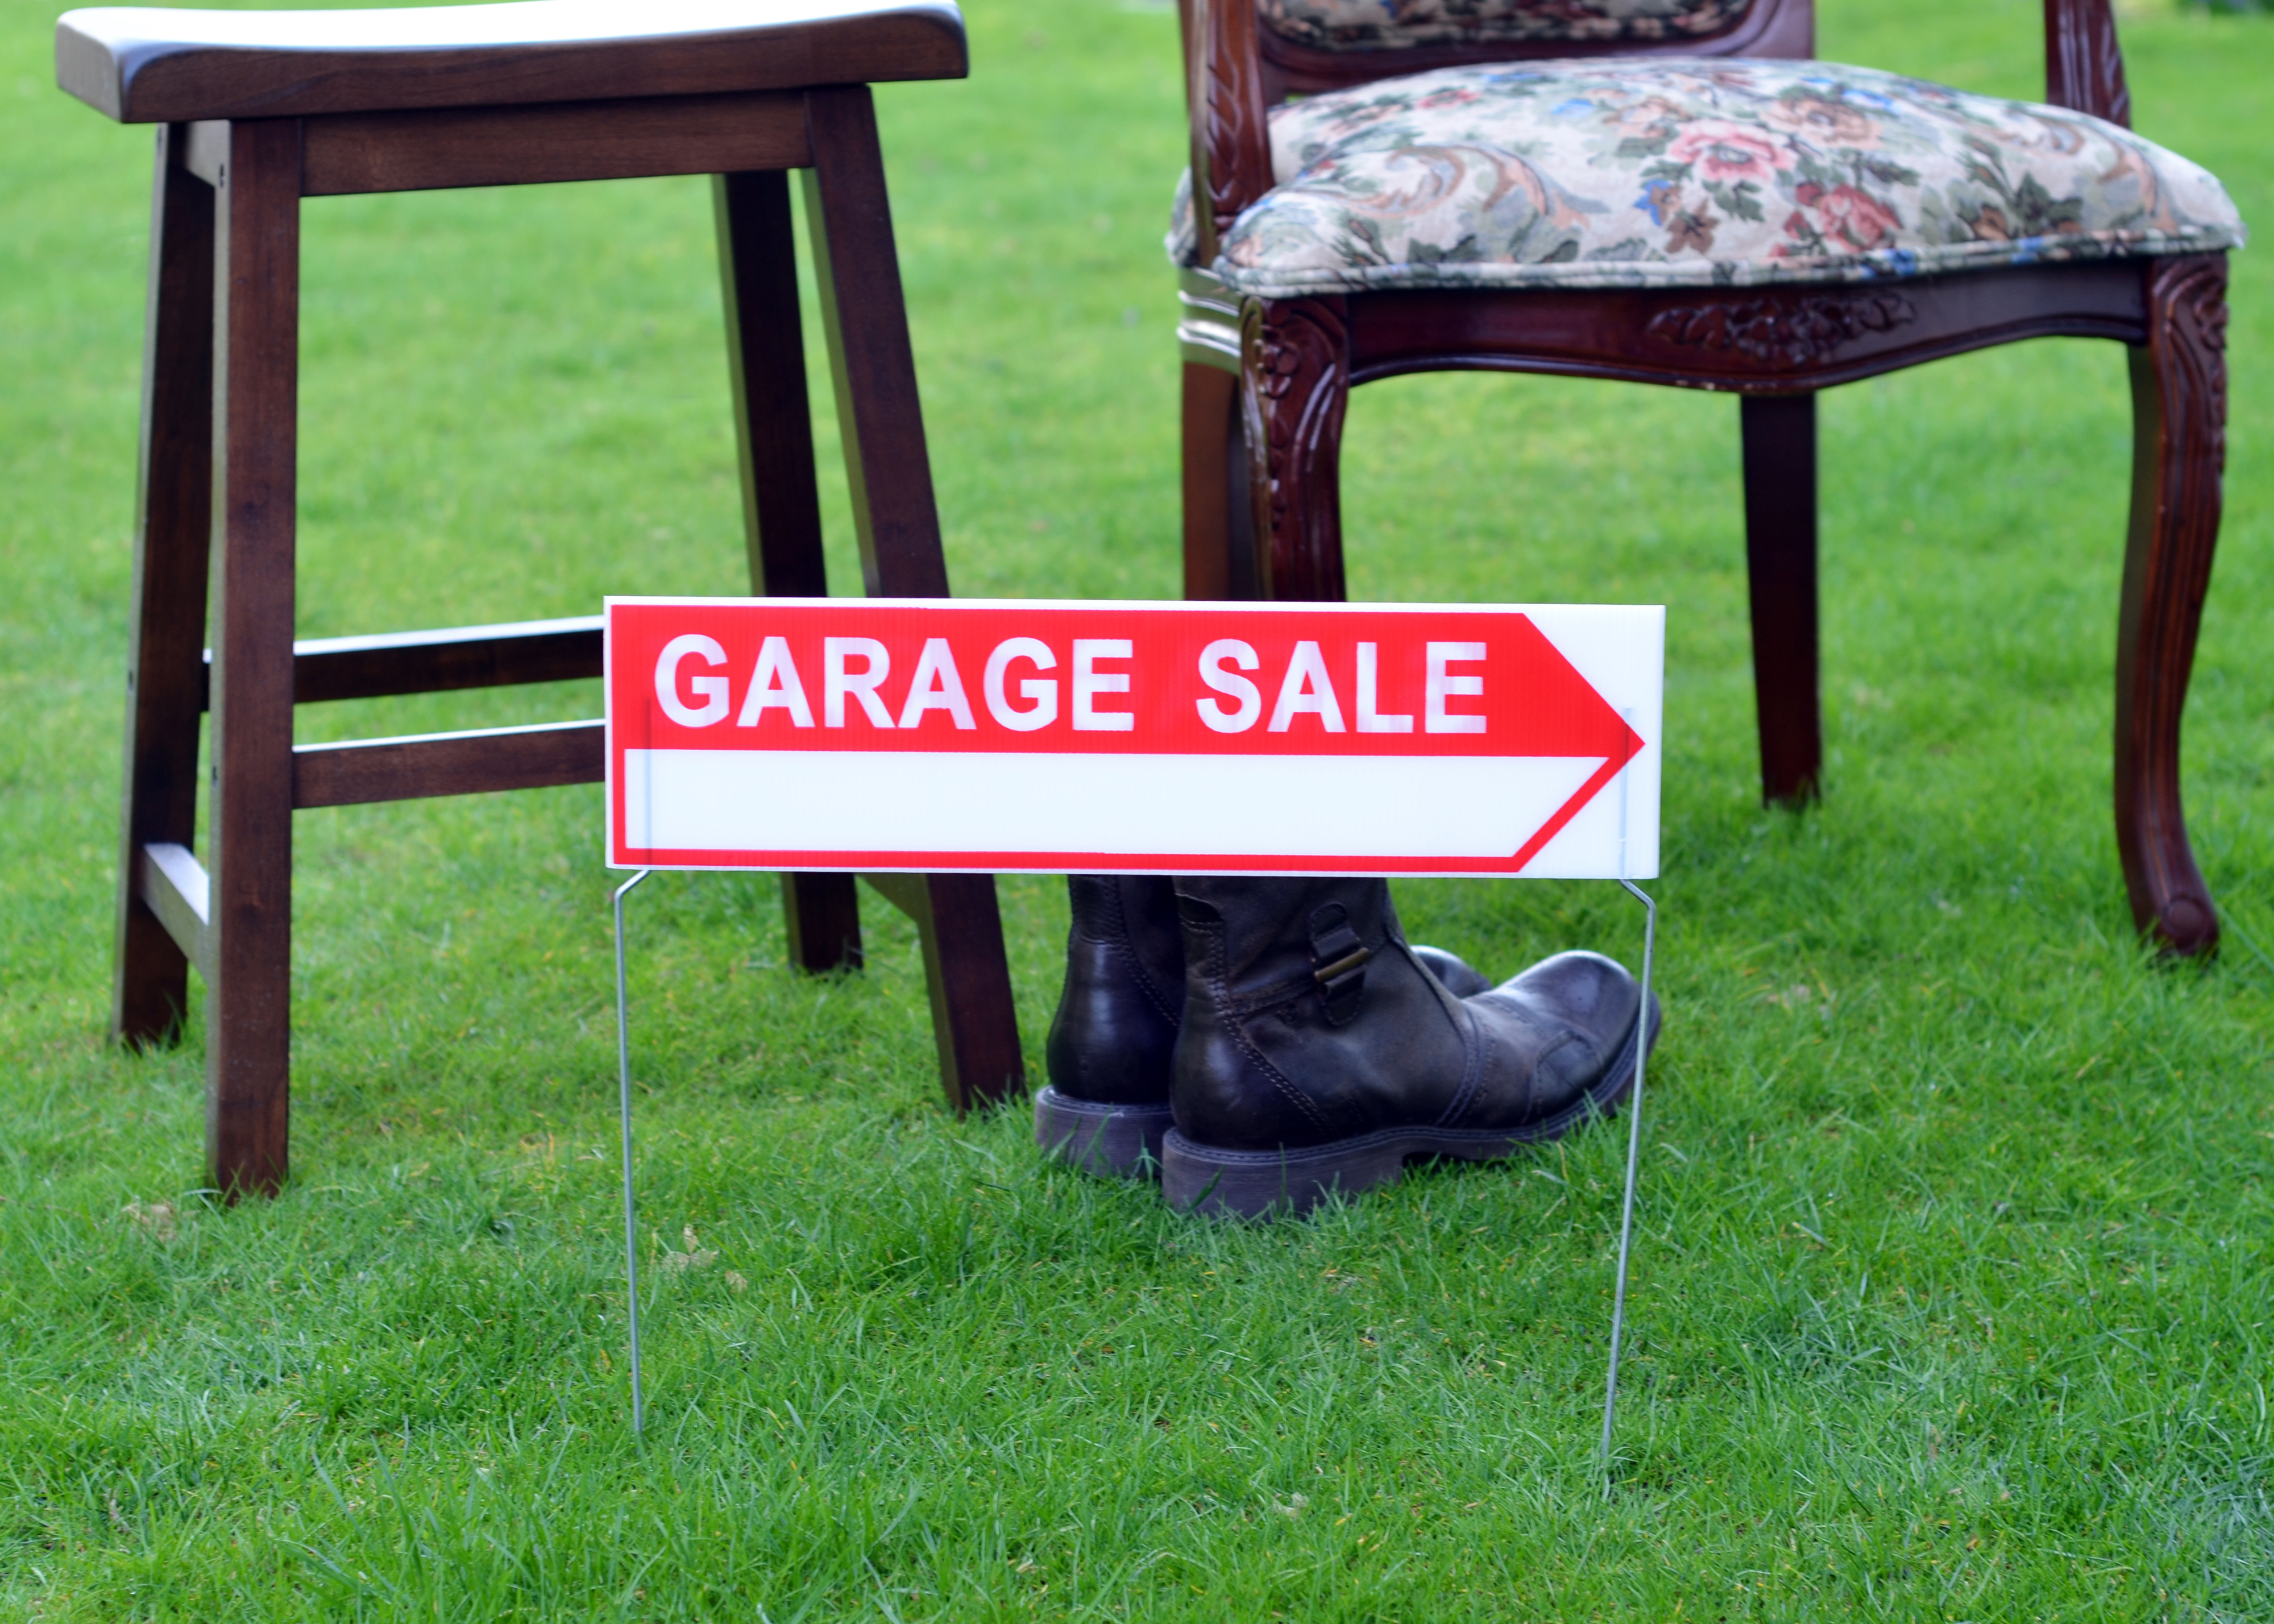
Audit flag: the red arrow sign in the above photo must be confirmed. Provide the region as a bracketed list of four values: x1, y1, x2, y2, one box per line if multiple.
[605, 599, 1661, 877]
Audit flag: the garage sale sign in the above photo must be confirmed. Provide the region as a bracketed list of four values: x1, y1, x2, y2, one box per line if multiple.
[605, 599, 1662, 879]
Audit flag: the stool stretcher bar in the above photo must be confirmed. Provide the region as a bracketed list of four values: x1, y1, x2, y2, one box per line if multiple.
[291, 718, 605, 808]
[198, 615, 604, 709]
[137, 842, 213, 982]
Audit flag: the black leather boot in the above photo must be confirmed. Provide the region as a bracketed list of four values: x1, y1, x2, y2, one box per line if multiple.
[1036, 876, 1185, 1175]
[1163, 877, 1660, 1218]
[1036, 875, 1492, 1177]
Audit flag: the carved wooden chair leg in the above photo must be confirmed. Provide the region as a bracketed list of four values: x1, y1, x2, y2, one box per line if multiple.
[2116, 252, 2227, 956]
[1740, 391, 1824, 805]
[715, 167, 864, 973]
[1221, 385, 1259, 603]
[206, 118, 304, 1198]
[1181, 360, 1257, 600]
[115, 125, 215, 1048]
[1240, 295, 1353, 603]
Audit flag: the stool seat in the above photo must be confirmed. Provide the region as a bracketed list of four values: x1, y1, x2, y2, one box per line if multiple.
[58, 0, 966, 123]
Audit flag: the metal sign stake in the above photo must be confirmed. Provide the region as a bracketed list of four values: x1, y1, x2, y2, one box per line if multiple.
[613, 867, 653, 1438]
[1599, 876, 1655, 1494]
[598, 601, 1669, 1460]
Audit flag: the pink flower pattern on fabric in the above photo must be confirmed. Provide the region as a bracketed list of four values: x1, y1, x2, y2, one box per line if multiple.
[1666, 120, 1794, 184]
[1791, 182, 1903, 254]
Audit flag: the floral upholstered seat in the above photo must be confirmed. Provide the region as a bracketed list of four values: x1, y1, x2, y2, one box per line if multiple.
[1171, 58, 2246, 297]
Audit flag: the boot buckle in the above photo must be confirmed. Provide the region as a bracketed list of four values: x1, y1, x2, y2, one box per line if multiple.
[1308, 909, 1372, 1025]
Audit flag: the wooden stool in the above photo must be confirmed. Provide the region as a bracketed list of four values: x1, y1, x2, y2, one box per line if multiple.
[59, 0, 1026, 1197]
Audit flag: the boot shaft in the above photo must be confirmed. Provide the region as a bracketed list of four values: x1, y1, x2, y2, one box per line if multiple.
[1043, 875, 1183, 1107]
[1069, 875, 1184, 1021]
[1170, 877, 1473, 1149]
[1169, 875, 1398, 1020]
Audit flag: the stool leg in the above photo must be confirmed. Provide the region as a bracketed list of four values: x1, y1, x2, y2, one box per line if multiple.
[1740, 392, 1823, 806]
[871, 874, 1023, 1114]
[800, 88, 948, 598]
[802, 87, 1024, 1109]
[714, 169, 862, 974]
[206, 119, 303, 1198]
[115, 126, 216, 1048]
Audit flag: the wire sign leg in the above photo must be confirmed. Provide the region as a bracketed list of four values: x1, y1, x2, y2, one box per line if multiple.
[1600, 878, 1656, 1493]
[613, 868, 653, 1437]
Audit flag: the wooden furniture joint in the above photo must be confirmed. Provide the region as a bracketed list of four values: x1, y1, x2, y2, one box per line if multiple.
[70, 0, 1026, 1198]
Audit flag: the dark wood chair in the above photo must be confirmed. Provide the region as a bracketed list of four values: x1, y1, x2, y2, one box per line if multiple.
[59, 0, 1027, 1197]
[1175, 0, 2239, 956]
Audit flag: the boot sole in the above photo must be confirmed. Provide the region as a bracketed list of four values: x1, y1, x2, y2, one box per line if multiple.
[1163, 1001, 1661, 1219]
[1033, 1086, 1174, 1179]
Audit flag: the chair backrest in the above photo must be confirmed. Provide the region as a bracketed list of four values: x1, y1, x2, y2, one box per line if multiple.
[1261, 0, 1759, 55]
[1253, 0, 1812, 96]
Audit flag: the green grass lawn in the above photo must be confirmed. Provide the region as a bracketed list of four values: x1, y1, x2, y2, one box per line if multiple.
[4, 0, 2272, 1616]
